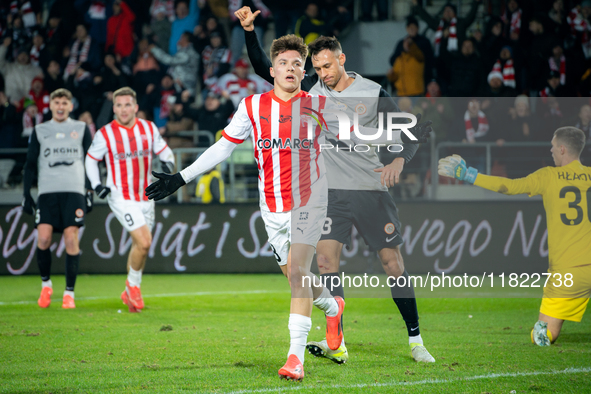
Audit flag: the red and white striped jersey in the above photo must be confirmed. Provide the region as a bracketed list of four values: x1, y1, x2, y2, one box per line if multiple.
[87, 118, 168, 201]
[222, 90, 335, 212]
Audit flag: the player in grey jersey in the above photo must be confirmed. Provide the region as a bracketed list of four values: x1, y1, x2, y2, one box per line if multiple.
[236, 7, 435, 363]
[22, 88, 93, 309]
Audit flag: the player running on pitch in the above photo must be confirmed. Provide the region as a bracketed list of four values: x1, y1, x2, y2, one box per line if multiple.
[439, 127, 591, 346]
[235, 6, 435, 363]
[85, 87, 175, 313]
[22, 88, 93, 309]
[146, 34, 429, 380]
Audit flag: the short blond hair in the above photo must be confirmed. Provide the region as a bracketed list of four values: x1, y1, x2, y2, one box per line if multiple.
[50, 88, 73, 101]
[554, 127, 586, 157]
[113, 87, 137, 102]
[270, 34, 308, 63]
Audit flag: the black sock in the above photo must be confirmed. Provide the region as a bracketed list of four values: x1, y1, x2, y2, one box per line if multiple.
[389, 270, 420, 337]
[65, 253, 80, 291]
[321, 272, 345, 329]
[37, 247, 52, 282]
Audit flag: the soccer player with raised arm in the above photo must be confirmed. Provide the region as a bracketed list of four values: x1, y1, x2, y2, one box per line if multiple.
[22, 88, 93, 309]
[439, 127, 591, 346]
[85, 87, 175, 313]
[234, 6, 436, 364]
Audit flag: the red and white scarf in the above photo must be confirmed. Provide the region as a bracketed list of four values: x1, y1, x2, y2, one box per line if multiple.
[22, 111, 44, 137]
[9, 1, 18, 14]
[29, 44, 44, 67]
[150, 0, 175, 21]
[548, 56, 566, 85]
[464, 110, 489, 142]
[503, 9, 522, 38]
[20, 1, 36, 28]
[65, 37, 91, 78]
[434, 17, 457, 56]
[492, 59, 516, 88]
[88, 0, 106, 19]
[567, 7, 591, 58]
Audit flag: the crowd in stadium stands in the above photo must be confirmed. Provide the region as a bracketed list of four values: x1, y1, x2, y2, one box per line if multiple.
[0, 0, 590, 194]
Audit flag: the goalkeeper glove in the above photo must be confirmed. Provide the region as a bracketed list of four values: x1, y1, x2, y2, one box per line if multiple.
[438, 154, 478, 184]
[95, 185, 111, 199]
[145, 171, 186, 201]
[401, 113, 433, 144]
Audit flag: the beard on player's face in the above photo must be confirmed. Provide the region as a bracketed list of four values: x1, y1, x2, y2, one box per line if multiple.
[312, 50, 344, 89]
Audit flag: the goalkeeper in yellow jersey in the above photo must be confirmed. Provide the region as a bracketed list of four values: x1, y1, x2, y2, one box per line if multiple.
[438, 127, 591, 346]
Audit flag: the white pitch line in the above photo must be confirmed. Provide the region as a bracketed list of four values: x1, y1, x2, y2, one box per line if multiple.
[0, 290, 289, 306]
[224, 367, 591, 394]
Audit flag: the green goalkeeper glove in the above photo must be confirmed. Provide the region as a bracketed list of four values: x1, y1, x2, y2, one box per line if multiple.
[438, 154, 478, 184]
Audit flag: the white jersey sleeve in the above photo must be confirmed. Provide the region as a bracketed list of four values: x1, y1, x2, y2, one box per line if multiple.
[150, 121, 169, 155]
[87, 129, 109, 160]
[221, 99, 252, 143]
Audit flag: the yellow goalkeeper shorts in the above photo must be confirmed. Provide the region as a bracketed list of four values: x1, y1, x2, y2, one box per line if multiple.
[540, 265, 591, 322]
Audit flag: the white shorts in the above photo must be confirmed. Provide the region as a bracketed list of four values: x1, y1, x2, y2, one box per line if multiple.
[261, 205, 327, 266]
[107, 194, 155, 232]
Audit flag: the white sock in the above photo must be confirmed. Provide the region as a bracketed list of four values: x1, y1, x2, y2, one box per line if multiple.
[312, 287, 338, 317]
[409, 334, 423, 346]
[42, 279, 52, 288]
[288, 314, 312, 363]
[127, 267, 142, 287]
[64, 290, 74, 299]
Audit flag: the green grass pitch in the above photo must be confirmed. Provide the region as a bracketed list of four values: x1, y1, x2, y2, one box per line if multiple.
[0, 274, 589, 393]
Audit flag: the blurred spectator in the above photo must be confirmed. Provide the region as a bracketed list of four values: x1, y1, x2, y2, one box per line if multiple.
[160, 92, 197, 149]
[213, 59, 272, 107]
[540, 70, 568, 98]
[575, 104, 591, 138]
[195, 92, 234, 137]
[413, 81, 454, 141]
[481, 70, 517, 97]
[150, 4, 172, 54]
[412, 0, 481, 89]
[4, 14, 31, 61]
[0, 91, 20, 149]
[132, 38, 160, 99]
[193, 16, 226, 54]
[390, 16, 434, 83]
[151, 31, 199, 95]
[105, 0, 136, 60]
[360, 0, 387, 22]
[12, 0, 41, 28]
[95, 53, 128, 127]
[447, 39, 484, 97]
[229, 0, 271, 65]
[320, 0, 352, 37]
[144, 74, 177, 128]
[44, 16, 69, 61]
[169, 0, 201, 56]
[78, 111, 97, 137]
[548, 0, 568, 38]
[150, 0, 175, 22]
[295, 3, 329, 45]
[491, 45, 518, 89]
[65, 61, 96, 115]
[267, 1, 302, 37]
[526, 17, 554, 93]
[482, 16, 509, 71]
[28, 76, 49, 116]
[397, 96, 413, 113]
[566, 1, 591, 59]
[21, 98, 43, 138]
[201, 31, 231, 90]
[74, 0, 114, 46]
[501, 0, 523, 43]
[387, 36, 425, 97]
[0, 37, 43, 105]
[29, 30, 50, 70]
[43, 60, 65, 94]
[547, 42, 575, 94]
[63, 24, 102, 80]
[499, 95, 538, 144]
[461, 99, 490, 144]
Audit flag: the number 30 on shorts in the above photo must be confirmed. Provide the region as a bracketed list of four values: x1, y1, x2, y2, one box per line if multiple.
[124, 213, 134, 227]
[321, 217, 332, 235]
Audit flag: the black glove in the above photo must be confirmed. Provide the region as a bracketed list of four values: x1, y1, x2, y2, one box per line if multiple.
[95, 185, 111, 199]
[161, 161, 174, 174]
[85, 190, 94, 213]
[400, 113, 433, 144]
[22, 193, 36, 215]
[145, 171, 186, 201]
